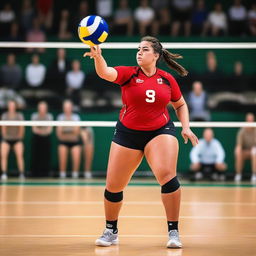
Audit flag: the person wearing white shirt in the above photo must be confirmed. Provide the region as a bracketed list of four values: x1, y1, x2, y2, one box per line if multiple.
[228, 0, 247, 36]
[202, 3, 227, 36]
[134, 0, 155, 36]
[25, 54, 46, 87]
[0, 3, 15, 37]
[96, 0, 113, 19]
[66, 60, 85, 106]
[248, 3, 256, 36]
[190, 128, 227, 181]
[0, 4, 15, 23]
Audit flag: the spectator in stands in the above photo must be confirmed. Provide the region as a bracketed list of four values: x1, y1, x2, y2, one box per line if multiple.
[36, 0, 53, 32]
[78, 0, 90, 20]
[200, 51, 224, 92]
[31, 101, 53, 177]
[227, 61, 249, 92]
[134, 0, 155, 36]
[66, 60, 85, 107]
[190, 128, 227, 181]
[25, 54, 46, 88]
[26, 18, 46, 53]
[112, 0, 133, 36]
[191, 0, 208, 35]
[228, 0, 247, 36]
[234, 113, 256, 183]
[0, 88, 26, 110]
[171, 0, 193, 36]
[248, 3, 256, 36]
[20, 0, 35, 34]
[249, 69, 256, 92]
[47, 48, 71, 94]
[56, 100, 82, 178]
[0, 3, 16, 37]
[74, 0, 90, 31]
[96, 0, 113, 23]
[1, 100, 25, 181]
[0, 53, 22, 90]
[151, 0, 170, 35]
[58, 9, 72, 40]
[80, 127, 94, 179]
[202, 2, 227, 36]
[187, 81, 210, 121]
[5, 22, 23, 43]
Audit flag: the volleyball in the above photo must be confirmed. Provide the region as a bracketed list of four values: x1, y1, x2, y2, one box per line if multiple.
[78, 15, 109, 46]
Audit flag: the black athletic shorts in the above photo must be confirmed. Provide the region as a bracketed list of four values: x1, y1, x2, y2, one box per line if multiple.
[2, 139, 22, 148]
[112, 120, 176, 150]
[58, 140, 82, 148]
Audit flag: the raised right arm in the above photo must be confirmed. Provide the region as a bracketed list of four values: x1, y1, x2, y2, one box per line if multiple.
[84, 46, 117, 82]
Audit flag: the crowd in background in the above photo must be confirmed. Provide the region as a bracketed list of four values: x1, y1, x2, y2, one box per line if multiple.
[0, 0, 256, 40]
[0, 0, 255, 181]
[0, 100, 94, 181]
[0, 48, 255, 112]
[0, 0, 255, 112]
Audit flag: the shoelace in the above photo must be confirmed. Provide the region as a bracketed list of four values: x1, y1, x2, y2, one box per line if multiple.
[169, 230, 179, 241]
[100, 230, 113, 240]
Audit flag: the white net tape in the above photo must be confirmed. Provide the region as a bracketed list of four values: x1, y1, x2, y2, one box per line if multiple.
[1, 42, 256, 49]
[0, 121, 255, 128]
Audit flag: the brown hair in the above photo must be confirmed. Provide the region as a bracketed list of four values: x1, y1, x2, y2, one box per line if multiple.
[141, 36, 188, 77]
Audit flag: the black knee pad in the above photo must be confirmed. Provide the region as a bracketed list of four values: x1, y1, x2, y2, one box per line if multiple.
[161, 176, 180, 194]
[104, 189, 123, 202]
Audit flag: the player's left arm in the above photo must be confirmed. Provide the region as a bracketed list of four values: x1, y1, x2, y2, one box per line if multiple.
[171, 97, 198, 146]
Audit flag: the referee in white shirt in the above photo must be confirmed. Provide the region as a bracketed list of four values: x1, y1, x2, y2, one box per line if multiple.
[190, 128, 227, 181]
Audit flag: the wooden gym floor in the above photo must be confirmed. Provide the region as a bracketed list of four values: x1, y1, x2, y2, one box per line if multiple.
[0, 179, 256, 256]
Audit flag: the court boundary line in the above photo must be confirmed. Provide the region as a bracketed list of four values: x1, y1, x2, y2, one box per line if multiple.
[0, 234, 255, 238]
[0, 181, 255, 187]
[0, 215, 255, 220]
[0, 201, 255, 206]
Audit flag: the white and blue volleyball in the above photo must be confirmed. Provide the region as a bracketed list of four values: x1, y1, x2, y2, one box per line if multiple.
[78, 15, 109, 46]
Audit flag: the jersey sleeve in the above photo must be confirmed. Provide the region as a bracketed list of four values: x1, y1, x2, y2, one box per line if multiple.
[113, 66, 135, 85]
[168, 74, 182, 102]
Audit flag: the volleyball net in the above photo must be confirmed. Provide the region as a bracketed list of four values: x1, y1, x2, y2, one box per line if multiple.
[0, 41, 255, 175]
[0, 42, 255, 126]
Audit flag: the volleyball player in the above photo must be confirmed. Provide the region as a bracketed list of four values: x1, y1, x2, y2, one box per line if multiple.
[80, 127, 94, 179]
[56, 100, 82, 178]
[84, 36, 198, 248]
[1, 100, 25, 180]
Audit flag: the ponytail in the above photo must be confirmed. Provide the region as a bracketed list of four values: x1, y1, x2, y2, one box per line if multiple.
[162, 49, 188, 77]
[141, 36, 188, 77]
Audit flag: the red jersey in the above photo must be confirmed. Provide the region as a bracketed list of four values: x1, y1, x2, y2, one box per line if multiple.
[114, 66, 182, 131]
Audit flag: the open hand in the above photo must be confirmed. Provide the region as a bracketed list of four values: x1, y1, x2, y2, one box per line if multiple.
[181, 127, 199, 146]
[83, 45, 102, 59]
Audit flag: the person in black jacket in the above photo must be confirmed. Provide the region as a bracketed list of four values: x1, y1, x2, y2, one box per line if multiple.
[47, 48, 71, 95]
